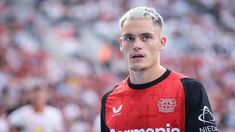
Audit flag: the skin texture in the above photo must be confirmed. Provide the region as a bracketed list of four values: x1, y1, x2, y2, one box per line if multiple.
[119, 19, 167, 84]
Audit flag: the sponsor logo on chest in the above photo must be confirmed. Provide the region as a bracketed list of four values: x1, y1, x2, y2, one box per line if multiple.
[112, 104, 123, 117]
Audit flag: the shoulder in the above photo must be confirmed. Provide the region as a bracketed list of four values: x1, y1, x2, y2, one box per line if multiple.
[45, 105, 62, 114]
[180, 78, 205, 93]
[8, 105, 31, 124]
[168, 70, 187, 79]
[101, 84, 119, 102]
[9, 105, 31, 116]
[169, 70, 205, 95]
[44, 105, 63, 120]
[168, 70, 207, 100]
[102, 77, 129, 97]
[180, 78, 208, 103]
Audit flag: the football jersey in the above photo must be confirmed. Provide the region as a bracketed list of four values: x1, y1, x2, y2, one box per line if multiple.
[101, 69, 218, 132]
[8, 105, 64, 132]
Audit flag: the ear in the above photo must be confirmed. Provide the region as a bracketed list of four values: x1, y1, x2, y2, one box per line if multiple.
[159, 35, 166, 50]
[119, 37, 123, 52]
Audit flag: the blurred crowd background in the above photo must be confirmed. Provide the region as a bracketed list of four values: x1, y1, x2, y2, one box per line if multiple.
[0, 0, 234, 131]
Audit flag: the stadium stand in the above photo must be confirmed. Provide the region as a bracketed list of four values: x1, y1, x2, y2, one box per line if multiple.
[0, 0, 234, 131]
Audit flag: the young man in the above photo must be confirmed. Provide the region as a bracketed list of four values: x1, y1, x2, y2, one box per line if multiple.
[8, 86, 65, 132]
[101, 7, 218, 132]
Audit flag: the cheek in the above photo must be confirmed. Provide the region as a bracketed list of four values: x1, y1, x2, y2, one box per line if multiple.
[147, 44, 158, 54]
[122, 45, 131, 54]
[124, 51, 131, 60]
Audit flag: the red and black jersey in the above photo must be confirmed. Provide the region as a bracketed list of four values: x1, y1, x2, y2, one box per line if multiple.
[101, 69, 218, 132]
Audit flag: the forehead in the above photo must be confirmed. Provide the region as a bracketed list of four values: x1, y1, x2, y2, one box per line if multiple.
[120, 19, 160, 36]
[31, 88, 46, 94]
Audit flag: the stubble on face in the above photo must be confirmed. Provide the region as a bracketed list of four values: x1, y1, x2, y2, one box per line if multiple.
[129, 55, 157, 72]
[121, 19, 163, 73]
[130, 67, 146, 72]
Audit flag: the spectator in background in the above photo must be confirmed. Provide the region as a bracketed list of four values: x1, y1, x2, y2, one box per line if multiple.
[0, 106, 9, 132]
[8, 85, 65, 132]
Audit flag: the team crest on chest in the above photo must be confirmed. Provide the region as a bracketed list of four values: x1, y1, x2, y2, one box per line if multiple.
[157, 98, 177, 113]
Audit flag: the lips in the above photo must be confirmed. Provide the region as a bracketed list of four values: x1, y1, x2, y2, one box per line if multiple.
[130, 53, 145, 58]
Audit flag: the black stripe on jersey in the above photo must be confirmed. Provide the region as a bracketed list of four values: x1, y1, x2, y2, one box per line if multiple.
[127, 69, 171, 89]
[181, 78, 218, 132]
[100, 85, 119, 132]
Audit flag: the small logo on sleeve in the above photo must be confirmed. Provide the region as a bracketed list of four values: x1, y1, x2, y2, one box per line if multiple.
[198, 106, 218, 131]
[112, 104, 123, 117]
[157, 98, 177, 113]
[198, 106, 216, 125]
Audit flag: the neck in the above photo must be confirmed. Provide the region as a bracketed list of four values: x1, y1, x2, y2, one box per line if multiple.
[32, 104, 45, 113]
[129, 65, 166, 84]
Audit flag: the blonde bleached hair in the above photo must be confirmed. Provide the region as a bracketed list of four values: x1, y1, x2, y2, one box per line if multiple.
[119, 7, 164, 31]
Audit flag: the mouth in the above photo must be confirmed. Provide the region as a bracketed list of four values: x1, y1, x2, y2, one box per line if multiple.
[130, 53, 145, 59]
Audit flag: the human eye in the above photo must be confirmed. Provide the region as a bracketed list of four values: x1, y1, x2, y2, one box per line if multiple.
[123, 35, 135, 42]
[142, 35, 152, 41]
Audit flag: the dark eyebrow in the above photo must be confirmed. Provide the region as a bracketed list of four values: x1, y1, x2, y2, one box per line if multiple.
[139, 33, 154, 36]
[122, 33, 153, 38]
[122, 33, 134, 37]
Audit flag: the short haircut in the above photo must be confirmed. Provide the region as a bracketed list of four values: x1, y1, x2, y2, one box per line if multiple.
[119, 7, 164, 31]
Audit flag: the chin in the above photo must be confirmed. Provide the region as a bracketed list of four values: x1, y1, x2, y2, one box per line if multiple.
[130, 65, 146, 72]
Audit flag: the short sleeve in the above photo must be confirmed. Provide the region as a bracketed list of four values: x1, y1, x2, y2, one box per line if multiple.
[181, 78, 219, 132]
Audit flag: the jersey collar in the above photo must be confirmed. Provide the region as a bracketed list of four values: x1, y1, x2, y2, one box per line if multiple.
[127, 69, 171, 89]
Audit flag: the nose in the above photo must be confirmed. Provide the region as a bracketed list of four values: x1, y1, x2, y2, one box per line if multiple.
[133, 38, 142, 50]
